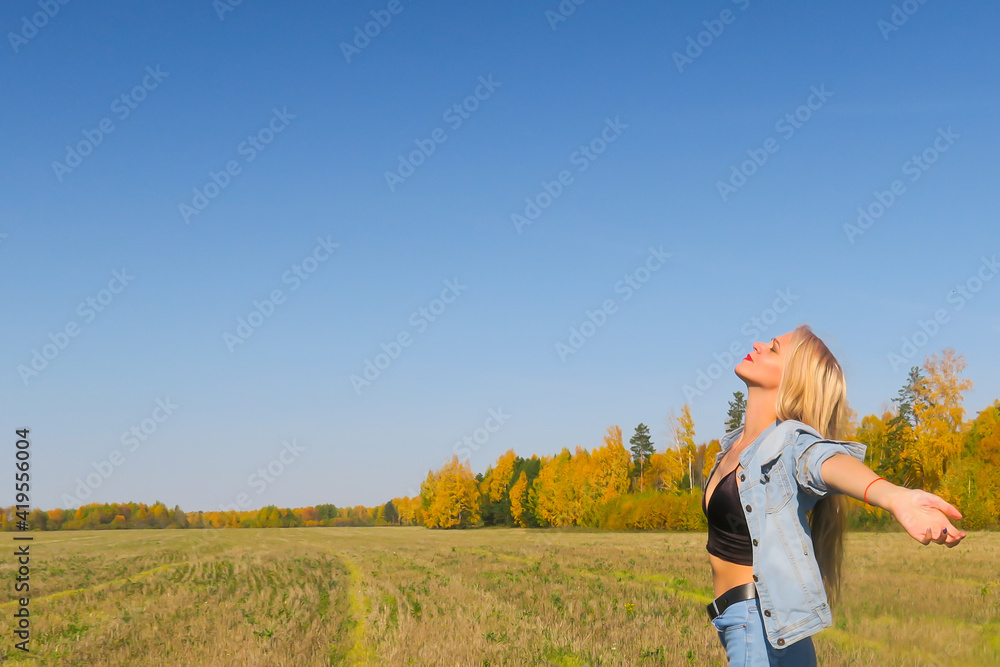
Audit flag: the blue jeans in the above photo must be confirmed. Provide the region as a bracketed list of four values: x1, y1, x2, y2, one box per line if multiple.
[711, 597, 817, 666]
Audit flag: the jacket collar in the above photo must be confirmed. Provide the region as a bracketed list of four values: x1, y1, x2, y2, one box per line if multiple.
[707, 419, 820, 492]
[719, 418, 780, 459]
[719, 418, 823, 469]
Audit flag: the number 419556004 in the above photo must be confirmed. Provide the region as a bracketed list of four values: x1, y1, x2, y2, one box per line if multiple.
[15, 429, 31, 517]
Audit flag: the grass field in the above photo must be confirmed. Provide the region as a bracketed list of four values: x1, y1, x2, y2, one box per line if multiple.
[0, 527, 997, 666]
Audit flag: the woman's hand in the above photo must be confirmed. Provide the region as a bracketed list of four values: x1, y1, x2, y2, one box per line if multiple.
[889, 487, 967, 547]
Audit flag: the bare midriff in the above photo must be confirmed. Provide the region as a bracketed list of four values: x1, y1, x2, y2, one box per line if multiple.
[704, 451, 755, 600]
[708, 552, 755, 599]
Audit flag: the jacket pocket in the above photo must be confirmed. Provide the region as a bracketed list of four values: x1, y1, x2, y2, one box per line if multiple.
[761, 456, 794, 514]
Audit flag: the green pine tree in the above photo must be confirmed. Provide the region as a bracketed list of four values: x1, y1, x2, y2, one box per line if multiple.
[725, 391, 746, 433]
[629, 423, 655, 491]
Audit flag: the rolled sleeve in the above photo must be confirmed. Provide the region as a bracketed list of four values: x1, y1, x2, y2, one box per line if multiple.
[792, 431, 867, 497]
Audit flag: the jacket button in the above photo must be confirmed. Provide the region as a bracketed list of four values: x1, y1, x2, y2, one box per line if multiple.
[745, 504, 752, 512]
[740, 474, 746, 482]
[753, 574, 758, 582]
[777, 638, 785, 646]
[752, 539, 758, 546]
[764, 609, 771, 617]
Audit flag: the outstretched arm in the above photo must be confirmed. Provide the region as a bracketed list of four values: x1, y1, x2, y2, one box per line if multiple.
[820, 454, 967, 547]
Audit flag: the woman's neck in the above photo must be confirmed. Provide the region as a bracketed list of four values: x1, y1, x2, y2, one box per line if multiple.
[738, 386, 779, 449]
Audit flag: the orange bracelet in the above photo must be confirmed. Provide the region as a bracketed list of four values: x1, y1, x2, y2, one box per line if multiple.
[864, 477, 886, 505]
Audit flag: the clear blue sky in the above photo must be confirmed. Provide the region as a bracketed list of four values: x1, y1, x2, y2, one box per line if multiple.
[2, 1, 998, 513]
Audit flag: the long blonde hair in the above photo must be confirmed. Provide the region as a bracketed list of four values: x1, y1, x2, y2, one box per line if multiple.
[774, 324, 851, 611]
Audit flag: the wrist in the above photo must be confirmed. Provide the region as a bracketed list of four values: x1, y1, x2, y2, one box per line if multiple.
[865, 478, 904, 512]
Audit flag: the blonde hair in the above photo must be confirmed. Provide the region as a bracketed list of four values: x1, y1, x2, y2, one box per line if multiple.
[774, 324, 851, 611]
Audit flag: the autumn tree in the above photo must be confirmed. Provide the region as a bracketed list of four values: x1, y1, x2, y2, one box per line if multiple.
[510, 455, 541, 527]
[531, 448, 579, 527]
[509, 471, 529, 527]
[854, 410, 894, 474]
[646, 448, 685, 492]
[912, 349, 974, 490]
[669, 404, 698, 493]
[697, 439, 721, 491]
[593, 425, 632, 505]
[479, 449, 519, 526]
[937, 400, 1000, 529]
[964, 399, 1000, 468]
[489, 449, 517, 502]
[422, 455, 481, 528]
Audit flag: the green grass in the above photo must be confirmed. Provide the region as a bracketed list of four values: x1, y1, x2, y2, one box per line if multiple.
[0, 527, 996, 665]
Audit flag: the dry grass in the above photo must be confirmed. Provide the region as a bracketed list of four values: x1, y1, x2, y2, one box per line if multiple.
[0, 528, 996, 665]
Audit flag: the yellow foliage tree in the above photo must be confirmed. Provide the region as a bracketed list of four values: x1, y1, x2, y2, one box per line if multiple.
[937, 400, 1000, 528]
[390, 496, 421, 525]
[646, 448, 684, 491]
[527, 427, 631, 527]
[509, 470, 528, 527]
[667, 404, 697, 492]
[913, 349, 973, 490]
[966, 400, 1000, 468]
[422, 455, 481, 528]
[531, 448, 578, 527]
[489, 449, 517, 502]
[700, 438, 721, 489]
[854, 410, 892, 470]
[592, 425, 632, 503]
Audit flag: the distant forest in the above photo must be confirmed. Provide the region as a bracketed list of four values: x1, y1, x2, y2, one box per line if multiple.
[7, 349, 998, 532]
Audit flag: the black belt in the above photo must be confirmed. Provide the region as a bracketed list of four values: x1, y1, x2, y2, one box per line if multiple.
[707, 582, 758, 622]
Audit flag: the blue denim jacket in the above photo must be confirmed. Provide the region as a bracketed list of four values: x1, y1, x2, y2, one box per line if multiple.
[705, 418, 867, 649]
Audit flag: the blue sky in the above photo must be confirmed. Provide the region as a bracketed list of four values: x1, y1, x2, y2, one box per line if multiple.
[2, 1, 998, 513]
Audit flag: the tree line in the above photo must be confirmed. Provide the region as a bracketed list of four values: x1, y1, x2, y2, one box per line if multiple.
[401, 348, 999, 531]
[1, 501, 390, 531]
[7, 348, 997, 532]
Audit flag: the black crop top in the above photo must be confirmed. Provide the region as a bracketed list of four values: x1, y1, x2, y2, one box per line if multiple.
[702, 467, 754, 566]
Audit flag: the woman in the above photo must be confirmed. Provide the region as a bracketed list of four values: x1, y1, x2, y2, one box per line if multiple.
[702, 324, 967, 665]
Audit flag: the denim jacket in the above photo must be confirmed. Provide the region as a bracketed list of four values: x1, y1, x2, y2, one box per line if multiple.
[705, 418, 867, 649]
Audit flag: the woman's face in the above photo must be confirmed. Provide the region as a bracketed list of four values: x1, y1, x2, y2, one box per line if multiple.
[735, 330, 795, 390]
